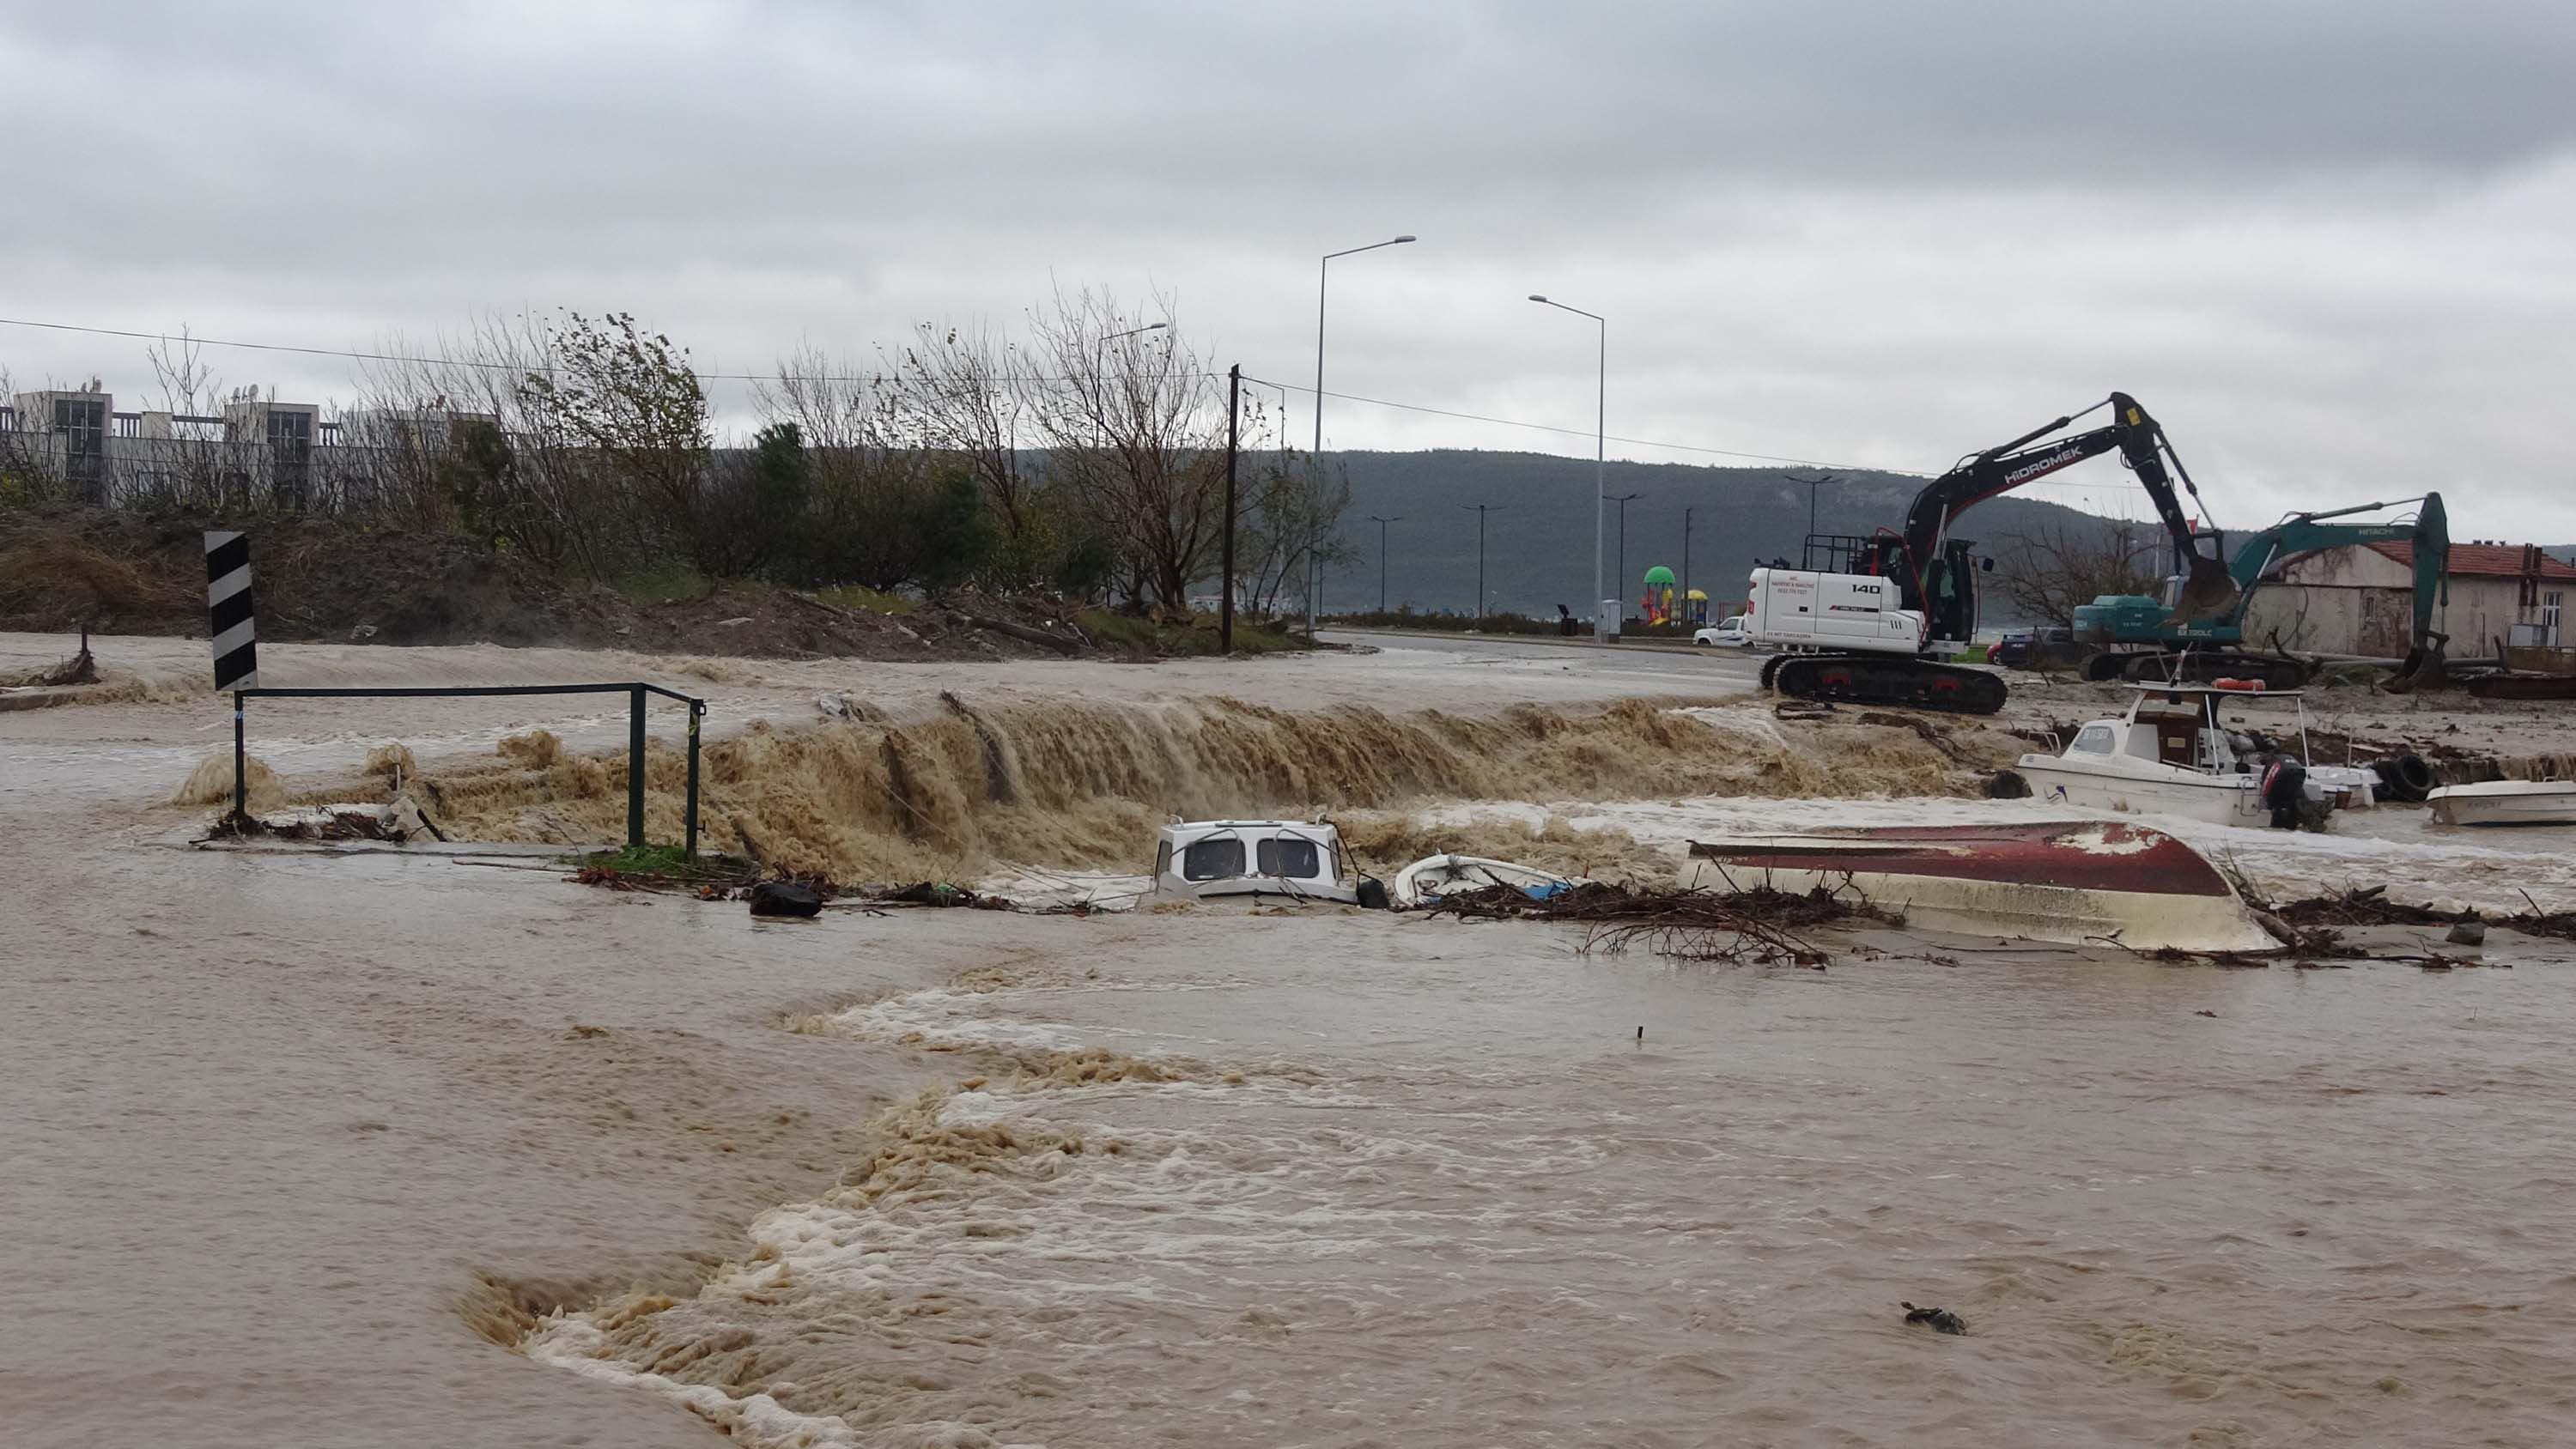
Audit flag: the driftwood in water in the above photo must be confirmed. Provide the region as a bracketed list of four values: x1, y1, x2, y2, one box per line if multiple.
[963, 613, 1084, 656]
[1425, 881, 1883, 966]
[2275, 883, 2576, 942]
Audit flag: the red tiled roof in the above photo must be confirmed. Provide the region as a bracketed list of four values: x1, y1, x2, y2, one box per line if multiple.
[2367, 542, 2576, 580]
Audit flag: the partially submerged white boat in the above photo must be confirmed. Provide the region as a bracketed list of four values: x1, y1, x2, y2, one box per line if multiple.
[2427, 779, 2576, 828]
[1150, 820, 1366, 905]
[1690, 820, 2280, 954]
[1390, 854, 1582, 909]
[2014, 684, 2371, 828]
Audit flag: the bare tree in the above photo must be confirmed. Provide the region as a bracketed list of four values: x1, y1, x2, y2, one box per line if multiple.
[882, 320, 1037, 570]
[357, 312, 618, 578]
[129, 330, 238, 511]
[1993, 518, 2163, 627]
[1020, 288, 1229, 612]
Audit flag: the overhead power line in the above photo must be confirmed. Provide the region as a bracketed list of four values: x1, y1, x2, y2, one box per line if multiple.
[0, 314, 1101, 385]
[2, 313, 2195, 494]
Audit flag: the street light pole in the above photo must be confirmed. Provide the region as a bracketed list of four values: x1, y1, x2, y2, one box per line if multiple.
[1311, 234, 1418, 637]
[1461, 503, 1505, 621]
[1528, 294, 1606, 633]
[1610, 491, 1640, 614]
[1094, 322, 1168, 449]
[1682, 505, 1693, 616]
[1367, 513, 1402, 614]
[1790, 470, 1838, 558]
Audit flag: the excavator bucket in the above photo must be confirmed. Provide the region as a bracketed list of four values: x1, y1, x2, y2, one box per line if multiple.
[2386, 634, 2448, 694]
[2168, 553, 2240, 623]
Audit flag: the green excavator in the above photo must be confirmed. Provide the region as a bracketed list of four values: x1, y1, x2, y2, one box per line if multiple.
[2069, 493, 2450, 689]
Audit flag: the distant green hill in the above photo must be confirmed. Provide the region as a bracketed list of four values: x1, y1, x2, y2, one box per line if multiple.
[1312, 449, 2133, 621]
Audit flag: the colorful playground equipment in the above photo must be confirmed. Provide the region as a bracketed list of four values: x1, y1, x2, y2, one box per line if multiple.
[1640, 566, 1678, 627]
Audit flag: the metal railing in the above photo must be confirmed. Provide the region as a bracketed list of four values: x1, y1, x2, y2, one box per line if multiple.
[0, 428, 436, 512]
[228, 682, 709, 857]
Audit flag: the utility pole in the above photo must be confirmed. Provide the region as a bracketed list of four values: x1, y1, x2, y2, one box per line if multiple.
[1610, 492, 1640, 615]
[1222, 364, 1239, 652]
[1462, 503, 1505, 621]
[1367, 513, 1402, 614]
[1681, 506, 1693, 618]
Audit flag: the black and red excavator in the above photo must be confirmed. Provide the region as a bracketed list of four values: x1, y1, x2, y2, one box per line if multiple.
[1749, 392, 2238, 715]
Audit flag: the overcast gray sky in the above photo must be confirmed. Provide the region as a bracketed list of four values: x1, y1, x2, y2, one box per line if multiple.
[5, 1, 2572, 537]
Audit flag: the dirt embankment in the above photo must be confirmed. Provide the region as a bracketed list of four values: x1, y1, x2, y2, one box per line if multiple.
[0, 506, 1103, 662]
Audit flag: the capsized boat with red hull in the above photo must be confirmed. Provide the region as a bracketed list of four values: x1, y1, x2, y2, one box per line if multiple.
[1687, 820, 2277, 953]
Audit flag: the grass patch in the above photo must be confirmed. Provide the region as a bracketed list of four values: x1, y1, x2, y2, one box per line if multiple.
[1075, 609, 1308, 656]
[811, 583, 917, 615]
[1075, 608, 1159, 649]
[563, 843, 756, 885]
[615, 561, 711, 605]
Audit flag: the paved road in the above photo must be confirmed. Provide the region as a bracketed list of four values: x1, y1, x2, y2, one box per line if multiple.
[1320, 628, 1771, 686]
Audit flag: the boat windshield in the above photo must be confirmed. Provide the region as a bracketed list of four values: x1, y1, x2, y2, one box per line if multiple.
[2070, 724, 2117, 755]
[1181, 836, 1247, 881]
[1257, 836, 1322, 879]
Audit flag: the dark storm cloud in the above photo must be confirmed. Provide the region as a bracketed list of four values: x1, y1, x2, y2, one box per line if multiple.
[3, 1, 2573, 536]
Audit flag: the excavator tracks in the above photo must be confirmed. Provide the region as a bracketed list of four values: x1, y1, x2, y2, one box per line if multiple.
[1767, 653, 2008, 715]
[2077, 650, 2310, 689]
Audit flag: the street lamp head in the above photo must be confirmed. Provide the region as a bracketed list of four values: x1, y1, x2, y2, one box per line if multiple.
[1144, 322, 1169, 331]
[1393, 235, 1417, 244]
[1528, 294, 1549, 303]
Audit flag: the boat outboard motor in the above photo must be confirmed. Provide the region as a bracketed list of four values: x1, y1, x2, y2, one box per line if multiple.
[2261, 758, 2307, 829]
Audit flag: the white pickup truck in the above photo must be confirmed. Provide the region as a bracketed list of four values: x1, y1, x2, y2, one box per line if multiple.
[1692, 615, 1751, 648]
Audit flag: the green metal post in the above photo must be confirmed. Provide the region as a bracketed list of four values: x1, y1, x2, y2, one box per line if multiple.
[684, 701, 702, 860]
[627, 685, 647, 848]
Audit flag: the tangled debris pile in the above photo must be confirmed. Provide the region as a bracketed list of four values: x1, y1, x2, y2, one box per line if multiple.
[2274, 884, 2576, 943]
[1424, 881, 1891, 965]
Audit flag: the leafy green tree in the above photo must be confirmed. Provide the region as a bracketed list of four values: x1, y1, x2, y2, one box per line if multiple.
[917, 465, 995, 591]
[747, 421, 811, 579]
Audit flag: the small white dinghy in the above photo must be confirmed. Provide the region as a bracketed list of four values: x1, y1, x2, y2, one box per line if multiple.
[2427, 779, 2576, 828]
[1390, 854, 1583, 909]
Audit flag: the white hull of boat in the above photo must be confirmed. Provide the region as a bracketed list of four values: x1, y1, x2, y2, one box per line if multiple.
[1689, 822, 2281, 955]
[2428, 781, 2576, 828]
[1712, 864, 2278, 953]
[1169, 879, 1362, 906]
[2014, 761, 2268, 826]
[1390, 854, 1579, 909]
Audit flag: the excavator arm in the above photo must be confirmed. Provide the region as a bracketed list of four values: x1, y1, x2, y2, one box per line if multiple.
[1892, 392, 2238, 632]
[2223, 494, 2447, 628]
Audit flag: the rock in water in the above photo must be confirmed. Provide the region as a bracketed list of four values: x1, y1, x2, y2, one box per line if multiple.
[1902, 1301, 1968, 1335]
[2446, 919, 2487, 947]
[748, 881, 823, 918]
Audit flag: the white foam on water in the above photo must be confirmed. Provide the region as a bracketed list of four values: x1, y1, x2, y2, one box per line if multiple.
[975, 865, 1151, 910]
[525, 1316, 869, 1448]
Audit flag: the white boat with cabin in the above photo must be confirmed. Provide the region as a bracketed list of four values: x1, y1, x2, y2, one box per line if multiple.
[1150, 820, 1365, 905]
[2427, 779, 2576, 828]
[2014, 685, 2371, 828]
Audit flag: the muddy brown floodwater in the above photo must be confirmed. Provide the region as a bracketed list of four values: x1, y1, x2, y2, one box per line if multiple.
[8, 629, 2576, 1447]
